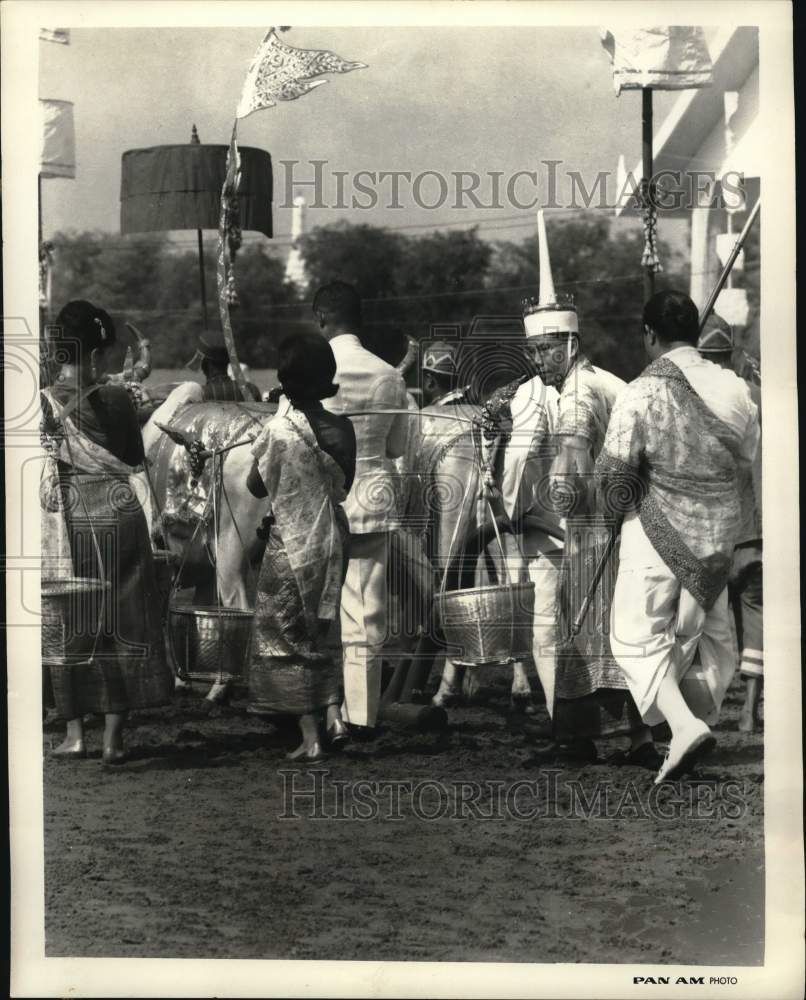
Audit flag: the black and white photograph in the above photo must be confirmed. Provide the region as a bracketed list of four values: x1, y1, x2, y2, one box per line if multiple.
[3, 2, 802, 997]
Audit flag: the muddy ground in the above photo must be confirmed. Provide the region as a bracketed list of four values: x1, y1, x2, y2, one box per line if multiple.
[43, 671, 763, 965]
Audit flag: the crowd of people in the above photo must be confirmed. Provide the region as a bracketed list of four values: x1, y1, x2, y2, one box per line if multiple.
[40, 260, 762, 784]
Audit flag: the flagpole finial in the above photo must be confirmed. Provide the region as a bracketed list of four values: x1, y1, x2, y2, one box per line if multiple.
[190, 124, 200, 144]
[536, 210, 556, 306]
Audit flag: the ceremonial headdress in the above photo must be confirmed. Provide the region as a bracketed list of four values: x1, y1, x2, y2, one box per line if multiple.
[422, 340, 458, 377]
[697, 313, 734, 354]
[522, 210, 579, 340]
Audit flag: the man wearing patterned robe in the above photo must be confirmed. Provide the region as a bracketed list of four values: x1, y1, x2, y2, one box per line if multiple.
[524, 306, 650, 763]
[597, 291, 759, 783]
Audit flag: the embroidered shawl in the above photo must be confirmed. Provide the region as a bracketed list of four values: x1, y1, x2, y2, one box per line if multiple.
[595, 357, 745, 610]
[251, 408, 347, 626]
[40, 388, 139, 579]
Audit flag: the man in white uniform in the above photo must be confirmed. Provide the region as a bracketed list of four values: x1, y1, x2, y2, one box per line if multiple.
[598, 291, 759, 783]
[313, 282, 410, 732]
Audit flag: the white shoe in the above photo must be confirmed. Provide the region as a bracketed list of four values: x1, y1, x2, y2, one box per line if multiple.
[654, 720, 716, 784]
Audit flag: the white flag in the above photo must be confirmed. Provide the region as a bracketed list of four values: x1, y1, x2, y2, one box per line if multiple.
[600, 27, 713, 95]
[40, 28, 70, 44]
[40, 99, 75, 178]
[236, 27, 366, 119]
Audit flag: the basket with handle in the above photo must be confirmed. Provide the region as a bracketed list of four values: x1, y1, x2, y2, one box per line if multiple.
[433, 421, 534, 667]
[41, 576, 110, 663]
[168, 604, 254, 682]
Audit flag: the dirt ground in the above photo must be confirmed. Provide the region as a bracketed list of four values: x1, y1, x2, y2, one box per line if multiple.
[43, 670, 764, 965]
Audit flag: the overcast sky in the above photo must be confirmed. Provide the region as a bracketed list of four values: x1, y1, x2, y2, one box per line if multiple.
[40, 25, 687, 251]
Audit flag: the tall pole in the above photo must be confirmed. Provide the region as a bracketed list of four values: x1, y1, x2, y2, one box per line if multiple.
[642, 88, 654, 303]
[191, 125, 209, 329]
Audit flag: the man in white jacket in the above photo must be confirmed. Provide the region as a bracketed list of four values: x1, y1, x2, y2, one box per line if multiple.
[313, 282, 410, 732]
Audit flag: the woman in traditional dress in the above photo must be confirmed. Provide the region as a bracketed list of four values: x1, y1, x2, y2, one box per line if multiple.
[246, 333, 356, 762]
[41, 300, 173, 764]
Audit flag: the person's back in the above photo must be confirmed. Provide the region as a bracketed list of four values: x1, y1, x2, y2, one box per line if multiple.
[312, 281, 408, 733]
[600, 290, 760, 783]
[325, 332, 408, 532]
[604, 348, 757, 606]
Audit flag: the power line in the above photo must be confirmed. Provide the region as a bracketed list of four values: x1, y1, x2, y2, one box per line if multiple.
[46, 203, 648, 251]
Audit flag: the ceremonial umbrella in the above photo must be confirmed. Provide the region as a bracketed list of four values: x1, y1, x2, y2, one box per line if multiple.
[119, 127, 273, 329]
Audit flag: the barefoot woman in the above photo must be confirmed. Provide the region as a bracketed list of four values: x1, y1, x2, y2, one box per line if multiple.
[246, 334, 355, 761]
[41, 301, 173, 763]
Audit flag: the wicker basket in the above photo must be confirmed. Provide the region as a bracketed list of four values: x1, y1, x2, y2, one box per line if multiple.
[168, 605, 254, 681]
[435, 581, 535, 667]
[41, 577, 109, 663]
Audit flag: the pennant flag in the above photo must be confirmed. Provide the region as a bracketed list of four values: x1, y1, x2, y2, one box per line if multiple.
[220, 27, 367, 397]
[40, 99, 75, 178]
[40, 28, 70, 44]
[236, 27, 367, 118]
[600, 27, 713, 95]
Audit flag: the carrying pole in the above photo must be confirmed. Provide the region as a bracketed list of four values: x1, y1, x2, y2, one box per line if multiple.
[642, 88, 655, 303]
[191, 125, 209, 329]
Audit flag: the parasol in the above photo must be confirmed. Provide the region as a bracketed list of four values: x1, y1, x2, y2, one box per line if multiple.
[120, 127, 273, 329]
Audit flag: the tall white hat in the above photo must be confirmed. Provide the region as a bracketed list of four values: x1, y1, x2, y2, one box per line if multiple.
[522, 210, 579, 339]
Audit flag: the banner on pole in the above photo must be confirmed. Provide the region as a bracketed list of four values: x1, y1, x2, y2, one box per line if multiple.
[236, 26, 366, 118]
[600, 27, 713, 95]
[40, 99, 75, 178]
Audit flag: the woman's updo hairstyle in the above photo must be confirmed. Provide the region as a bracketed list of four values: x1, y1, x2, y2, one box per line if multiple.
[277, 332, 339, 403]
[52, 300, 116, 365]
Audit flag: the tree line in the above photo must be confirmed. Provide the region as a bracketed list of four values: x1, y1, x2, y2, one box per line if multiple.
[47, 212, 756, 385]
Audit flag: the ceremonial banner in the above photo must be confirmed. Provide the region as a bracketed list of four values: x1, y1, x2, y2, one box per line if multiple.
[600, 27, 713, 94]
[218, 26, 367, 394]
[39, 99, 75, 178]
[236, 26, 366, 118]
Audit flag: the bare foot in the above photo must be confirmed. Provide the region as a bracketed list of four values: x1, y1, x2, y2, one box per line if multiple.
[285, 741, 327, 762]
[51, 739, 86, 759]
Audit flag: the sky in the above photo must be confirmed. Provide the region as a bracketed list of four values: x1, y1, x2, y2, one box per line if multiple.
[39, 25, 687, 253]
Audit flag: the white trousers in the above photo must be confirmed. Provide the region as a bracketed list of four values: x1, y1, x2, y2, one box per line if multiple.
[522, 529, 562, 717]
[340, 532, 389, 727]
[610, 515, 736, 728]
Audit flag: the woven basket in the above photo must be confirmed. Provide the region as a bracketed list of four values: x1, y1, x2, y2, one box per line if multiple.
[168, 605, 254, 680]
[435, 581, 535, 667]
[41, 577, 109, 663]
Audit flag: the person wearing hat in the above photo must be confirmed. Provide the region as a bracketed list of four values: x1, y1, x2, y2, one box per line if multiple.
[188, 330, 261, 403]
[41, 300, 173, 763]
[421, 340, 468, 407]
[698, 313, 763, 732]
[599, 291, 759, 782]
[522, 211, 649, 765]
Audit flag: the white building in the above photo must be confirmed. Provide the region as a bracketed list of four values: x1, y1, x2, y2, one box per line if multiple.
[284, 194, 309, 290]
